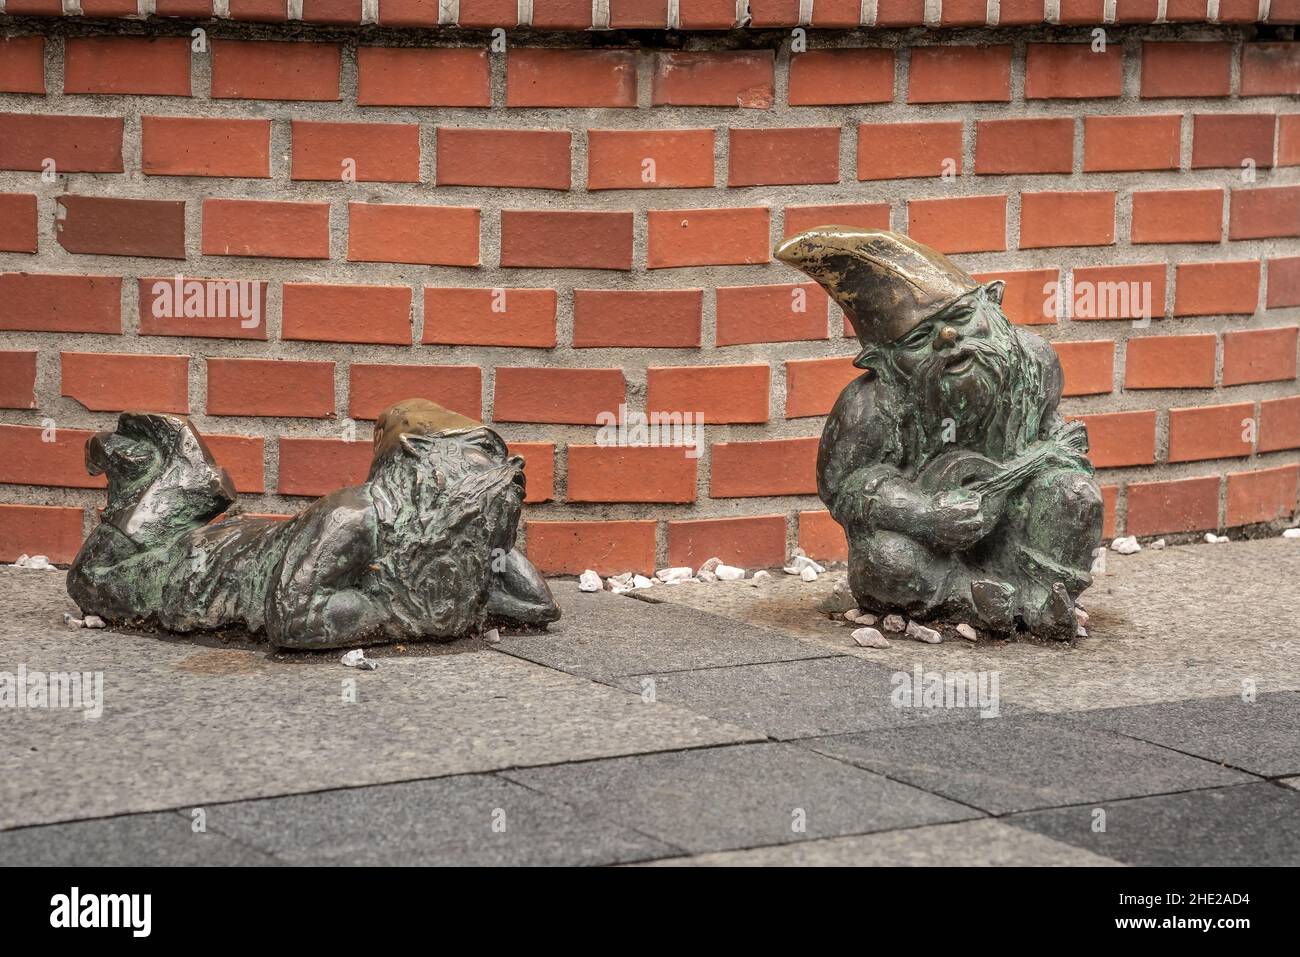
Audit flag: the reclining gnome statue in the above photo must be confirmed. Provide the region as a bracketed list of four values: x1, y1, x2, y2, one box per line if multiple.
[66, 398, 560, 649]
[775, 227, 1103, 638]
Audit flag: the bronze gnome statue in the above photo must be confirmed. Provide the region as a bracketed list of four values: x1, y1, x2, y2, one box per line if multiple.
[776, 228, 1103, 638]
[66, 399, 560, 649]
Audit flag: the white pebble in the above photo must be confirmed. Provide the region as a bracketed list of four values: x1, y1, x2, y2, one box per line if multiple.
[1149, 538, 1166, 550]
[1204, 533, 1229, 544]
[1110, 536, 1140, 555]
[956, 623, 978, 641]
[697, 569, 717, 583]
[697, 557, 722, 575]
[906, 621, 943, 644]
[63, 612, 84, 628]
[851, 627, 890, 649]
[715, 564, 746, 581]
[854, 613, 878, 627]
[82, 615, 106, 629]
[482, 627, 501, 644]
[656, 566, 693, 583]
[631, 574, 656, 589]
[12, 553, 54, 570]
[340, 649, 376, 670]
[1283, 528, 1300, 539]
[842, 609, 862, 623]
[750, 569, 771, 586]
[883, 614, 906, 633]
[578, 569, 602, 592]
[799, 565, 818, 582]
[783, 554, 825, 576]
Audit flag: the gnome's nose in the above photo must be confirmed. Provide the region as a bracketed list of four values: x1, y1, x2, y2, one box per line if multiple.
[935, 325, 959, 349]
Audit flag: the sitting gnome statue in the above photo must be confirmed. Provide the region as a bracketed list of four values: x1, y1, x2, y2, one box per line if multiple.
[66, 398, 559, 649]
[775, 227, 1103, 638]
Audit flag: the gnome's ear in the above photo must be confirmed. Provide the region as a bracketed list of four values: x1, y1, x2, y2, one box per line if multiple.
[981, 280, 1006, 305]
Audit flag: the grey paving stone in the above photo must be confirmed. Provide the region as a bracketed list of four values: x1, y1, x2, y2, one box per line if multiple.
[1280, 777, 1300, 791]
[505, 741, 979, 854]
[611, 656, 1023, 740]
[1065, 692, 1300, 777]
[802, 714, 1257, 814]
[1005, 782, 1300, 866]
[0, 811, 278, 866]
[497, 581, 836, 680]
[205, 773, 677, 865]
[642, 818, 1123, 867]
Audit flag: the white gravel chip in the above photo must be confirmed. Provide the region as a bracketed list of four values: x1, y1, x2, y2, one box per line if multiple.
[697, 557, 722, 575]
[715, 564, 746, 581]
[851, 627, 890, 649]
[749, 569, 771, 586]
[799, 565, 818, 582]
[1204, 533, 1229, 544]
[341, 649, 377, 671]
[656, 566, 693, 583]
[631, 574, 656, 589]
[906, 621, 943, 644]
[697, 569, 717, 583]
[578, 569, 602, 592]
[1150, 538, 1166, 550]
[1284, 528, 1300, 539]
[1110, 536, 1140, 555]
[956, 623, 978, 641]
[82, 615, 106, 629]
[883, 614, 906, 633]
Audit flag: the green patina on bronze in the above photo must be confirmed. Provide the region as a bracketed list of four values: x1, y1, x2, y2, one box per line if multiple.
[66, 400, 560, 649]
[777, 227, 1103, 638]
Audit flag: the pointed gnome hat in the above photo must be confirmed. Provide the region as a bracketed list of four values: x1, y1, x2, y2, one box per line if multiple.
[775, 227, 980, 347]
[372, 398, 483, 460]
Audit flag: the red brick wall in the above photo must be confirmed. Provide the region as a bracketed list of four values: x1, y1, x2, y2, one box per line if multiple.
[1, 7, 1298, 574]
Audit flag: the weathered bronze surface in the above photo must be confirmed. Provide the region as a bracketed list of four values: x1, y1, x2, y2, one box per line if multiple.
[67, 399, 560, 649]
[777, 227, 1103, 638]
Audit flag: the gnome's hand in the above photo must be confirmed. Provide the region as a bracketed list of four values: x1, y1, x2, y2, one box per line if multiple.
[927, 489, 996, 551]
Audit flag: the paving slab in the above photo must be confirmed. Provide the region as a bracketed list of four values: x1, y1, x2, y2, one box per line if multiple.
[201, 773, 678, 865]
[803, 714, 1257, 815]
[497, 581, 836, 681]
[1280, 777, 1300, 790]
[642, 818, 1124, 866]
[1005, 782, 1300, 866]
[504, 741, 980, 855]
[611, 655, 1025, 740]
[1064, 692, 1300, 778]
[0, 811, 278, 866]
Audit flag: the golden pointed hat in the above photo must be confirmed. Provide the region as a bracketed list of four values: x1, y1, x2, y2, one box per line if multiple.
[775, 226, 980, 346]
[372, 398, 482, 460]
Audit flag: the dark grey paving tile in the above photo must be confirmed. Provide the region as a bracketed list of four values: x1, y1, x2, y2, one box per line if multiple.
[504, 741, 979, 855]
[802, 714, 1257, 815]
[1005, 782, 1300, 866]
[1064, 692, 1300, 777]
[612, 656, 1023, 740]
[205, 773, 677, 865]
[498, 581, 837, 680]
[0, 811, 278, 866]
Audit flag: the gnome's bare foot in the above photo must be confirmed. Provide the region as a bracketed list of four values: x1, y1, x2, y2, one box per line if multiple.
[1021, 581, 1077, 639]
[970, 580, 1016, 631]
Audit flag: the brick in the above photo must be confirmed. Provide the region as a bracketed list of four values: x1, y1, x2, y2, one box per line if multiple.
[716, 282, 830, 346]
[530, 0, 596, 28]
[56, 196, 186, 260]
[1, 0, 63, 12]
[1083, 115, 1181, 172]
[227, 0, 287, 19]
[348, 203, 478, 267]
[60, 352, 189, 415]
[749, 0, 801, 25]
[500, 211, 632, 270]
[278, 439, 370, 497]
[729, 128, 840, 186]
[646, 364, 770, 424]
[206, 358, 335, 418]
[510, 442, 554, 504]
[609, 0, 670, 28]
[1268, 257, 1300, 308]
[0, 193, 37, 253]
[667, 515, 788, 569]
[1222, 326, 1300, 386]
[710, 437, 820, 497]
[1267, 0, 1300, 20]
[0, 37, 45, 94]
[156, 0, 214, 13]
[1057, 0, 1105, 20]
[1191, 114, 1276, 170]
[1163, 0, 1208, 18]
[524, 520, 656, 576]
[1280, 115, 1300, 166]
[941, 0, 989, 24]
[142, 117, 271, 178]
[1099, 484, 1119, 538]
[1260, 396, 1300, 452]
[1124, 334, 1216, 389]
[1074, 410, 1156, 468]
[1169, 402, 1255, 462]
[971, 268, 1059, 326]
[566, 447, 698, 504]
[0, 114, 123, 173]
[1141, 42, 1232, 98]
[0, 351, 37, 409]
[676, 0, 741, 27]
[1131, 188, 1222, 244]
[908, 195, 1007, 253]
[810, 0, 864, 24]
[574, 289, 702, 348]
[1019, 191, 1115, 249]
[651, 51, 775, 108]
[0, 505, 84, 565]
[1053, 340, 1114, 396]
[377, 0, 440, 25]
[0, 425, 103, 489]
[647, 207, 770, 269]
[788, 49, 893, 105]
[291, 121, 421, 183]
[493, 368, 625, 424]
[64, 37, 191, 96]
[507, 50, 637, 108]
[587, 129, 715, 190]
[1000, 0, 1046, 21]
[1226, 465, 1299, 527]
[858, 121, 963, 181]
[1074, 264, 1168, 324]
[211, 40, 341, 102]
[77, 1, 141, 17]
[356, 47, 490, 107]
[1174, 260, 1260, 316]
[300, 0, 361, 22]
[975, 118, 1074, 175]
[1113, 0, 1159, 20]
[798, 510, 847, 562]
[875, 0, 926, 25]
[784, 204, 891, 237]
[282, 283, 412, 345]
[1229, 185, 1300, 241]
[1126, 475, 1220, 536]
[423, 288, 556, 348]
[138, 277, 269, 341]
[349, 363, 481, 422]
[438, 128, 570, 189]
[1241, 43, 1300, 96]
[786, 355, 862, 418]
[202, 199, 330, 259]
[205, 432, 265, 490]
[1217, 0, 1260, 19]
[1024, 43, 1123, 99]
[0, 274, 121, 334]
[908, 46, 1012, 103]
